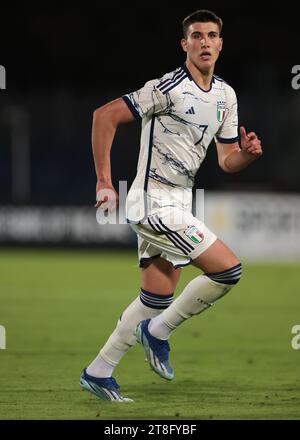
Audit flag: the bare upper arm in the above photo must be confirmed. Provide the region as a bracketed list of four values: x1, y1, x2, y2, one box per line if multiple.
[93, 97, 135, 126]
[216, 141, 240, 171]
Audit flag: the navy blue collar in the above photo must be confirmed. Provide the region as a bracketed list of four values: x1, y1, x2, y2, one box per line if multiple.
[182, 63, 214, 93]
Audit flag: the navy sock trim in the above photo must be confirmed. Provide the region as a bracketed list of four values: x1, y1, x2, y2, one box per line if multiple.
[140, 288, 174, 309]
[205, 263, 242, 277]
[205, 263, 242, 285]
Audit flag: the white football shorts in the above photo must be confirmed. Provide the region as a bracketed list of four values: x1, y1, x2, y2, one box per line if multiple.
[130, 206, 217, 268]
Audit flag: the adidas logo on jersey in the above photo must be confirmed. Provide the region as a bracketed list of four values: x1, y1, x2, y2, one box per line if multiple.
[185, 106, 195, 114]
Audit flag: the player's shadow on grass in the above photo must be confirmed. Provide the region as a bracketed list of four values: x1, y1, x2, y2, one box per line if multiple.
[78, 378, 244, 410]
[129, 378, 239, 398]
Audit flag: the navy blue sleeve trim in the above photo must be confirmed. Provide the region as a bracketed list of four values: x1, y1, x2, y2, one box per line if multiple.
[122, 95, 141, 120]
[216, 136, 239, 144]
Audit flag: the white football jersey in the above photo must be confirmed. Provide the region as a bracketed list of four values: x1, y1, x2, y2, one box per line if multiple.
[123, 63, 239, 222]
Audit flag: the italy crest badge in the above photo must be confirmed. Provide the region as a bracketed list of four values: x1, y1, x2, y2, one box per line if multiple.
[217, 101, 226, 122]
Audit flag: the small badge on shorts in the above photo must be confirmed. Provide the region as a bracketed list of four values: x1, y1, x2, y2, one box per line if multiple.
[184, 226, 204, 244]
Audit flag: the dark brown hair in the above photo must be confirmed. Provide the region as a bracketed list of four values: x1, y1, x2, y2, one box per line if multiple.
[182, 10, 223, 38]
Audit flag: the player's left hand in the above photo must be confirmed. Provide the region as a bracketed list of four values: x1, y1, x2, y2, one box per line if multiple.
[240, 126, 263, 158]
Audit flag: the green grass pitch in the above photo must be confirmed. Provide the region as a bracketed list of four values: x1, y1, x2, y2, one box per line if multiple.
[0, 249, 299, 419]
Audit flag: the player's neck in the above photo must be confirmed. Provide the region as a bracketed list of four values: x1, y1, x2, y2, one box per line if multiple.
[185, 60, 214, 91]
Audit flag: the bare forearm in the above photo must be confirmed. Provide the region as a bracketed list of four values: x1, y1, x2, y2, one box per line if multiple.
[223, 149, 257, 173]
[92, 109, 117, 183]
[92, 98, 134, 184]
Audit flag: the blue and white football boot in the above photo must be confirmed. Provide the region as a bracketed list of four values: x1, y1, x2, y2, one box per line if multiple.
[135, 319, 174, 380]
[79, 369, 134, 402]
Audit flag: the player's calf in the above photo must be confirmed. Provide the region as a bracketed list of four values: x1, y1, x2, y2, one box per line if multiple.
[148, 263, 242, 340]
[168, 262, 242, 319]
[200, 261, 242, 307]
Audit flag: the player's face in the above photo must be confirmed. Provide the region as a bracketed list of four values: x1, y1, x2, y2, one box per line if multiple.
[181, 22, 223, 73]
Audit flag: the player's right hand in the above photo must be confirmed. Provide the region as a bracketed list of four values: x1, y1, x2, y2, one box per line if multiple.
[94, 180, 119, 212]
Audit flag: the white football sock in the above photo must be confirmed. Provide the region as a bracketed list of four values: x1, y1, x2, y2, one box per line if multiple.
[148, 314, 174, 340]
[149, 264, 242, 340]
[86, 289, 173, 378]
[86, 354, 114, 378]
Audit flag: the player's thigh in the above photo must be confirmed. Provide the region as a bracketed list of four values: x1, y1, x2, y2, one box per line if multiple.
[192, 238, 240, 273]
[141, 257, 181, 295]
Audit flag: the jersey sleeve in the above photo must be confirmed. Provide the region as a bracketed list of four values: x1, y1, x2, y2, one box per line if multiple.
[122, 79, 170, 119]
[215, 86, 239, 144]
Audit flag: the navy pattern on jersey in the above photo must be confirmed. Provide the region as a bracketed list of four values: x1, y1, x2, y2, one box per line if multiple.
[123, 64, 238, 192]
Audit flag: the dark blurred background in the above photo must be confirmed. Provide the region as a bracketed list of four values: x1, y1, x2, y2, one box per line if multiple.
[1, 1, 299, 208]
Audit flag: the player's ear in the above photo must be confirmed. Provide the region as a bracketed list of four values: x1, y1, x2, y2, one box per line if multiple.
[181, 38, 188, 53]
[219, 37, 223, 52]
